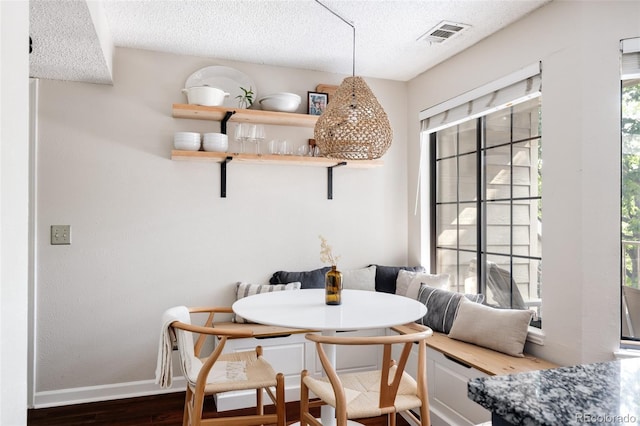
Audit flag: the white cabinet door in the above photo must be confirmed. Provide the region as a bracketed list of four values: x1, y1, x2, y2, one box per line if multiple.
[391, 331, 491, 426]
[427, 348, 491, 426]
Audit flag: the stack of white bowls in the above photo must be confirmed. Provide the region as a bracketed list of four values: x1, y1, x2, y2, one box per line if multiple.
[174, 132, 201, 151]
[203, 132, 228, 152]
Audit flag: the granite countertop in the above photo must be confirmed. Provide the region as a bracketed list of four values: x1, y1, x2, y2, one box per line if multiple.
[468, 357, 640, 426]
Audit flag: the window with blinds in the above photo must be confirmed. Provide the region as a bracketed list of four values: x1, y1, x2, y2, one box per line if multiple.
[421, 63, 543, 328]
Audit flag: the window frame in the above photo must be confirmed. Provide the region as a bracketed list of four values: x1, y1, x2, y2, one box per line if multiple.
[620, 36, 640, 345]
[428, 97, 543, 327]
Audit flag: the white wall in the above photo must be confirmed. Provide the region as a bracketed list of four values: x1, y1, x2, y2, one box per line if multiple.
[408, 0, 640, 365]
[32, 47, 408, 405]
[32, 0, 640, 407]
[1, 1, 30, 423]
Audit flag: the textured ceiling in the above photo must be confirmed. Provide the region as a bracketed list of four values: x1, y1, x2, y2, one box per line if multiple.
[30, 0, 551, 84]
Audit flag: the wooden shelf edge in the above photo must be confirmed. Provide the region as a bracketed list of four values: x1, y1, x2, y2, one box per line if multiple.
[170, 150, 383, 168]
[172, 104, 318, 128]
[170, 150, 229, 162]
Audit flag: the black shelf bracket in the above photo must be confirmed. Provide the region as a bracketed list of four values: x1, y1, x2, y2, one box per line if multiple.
[327, 162, 347, 200]
[220, 111, 236, 135]
[221, 156, 233, 197]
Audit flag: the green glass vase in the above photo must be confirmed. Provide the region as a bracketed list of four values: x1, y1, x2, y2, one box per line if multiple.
[325, 265, 343, 305]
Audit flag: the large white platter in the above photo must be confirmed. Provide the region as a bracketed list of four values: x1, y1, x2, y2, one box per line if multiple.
[184, 65, 256, 108]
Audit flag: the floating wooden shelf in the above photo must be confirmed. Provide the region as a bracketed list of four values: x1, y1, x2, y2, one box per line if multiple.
[171, 151, 382, 199]
[171, 104, 382, 199]
[171, 150, 383, 168]
[172, 104, 319, 128]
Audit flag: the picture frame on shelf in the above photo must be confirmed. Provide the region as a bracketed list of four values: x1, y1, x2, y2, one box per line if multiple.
[308, 92, 328, 116]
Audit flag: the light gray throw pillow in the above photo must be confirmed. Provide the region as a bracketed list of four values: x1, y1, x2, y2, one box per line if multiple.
[448, 297, 533, 357]
[342, 265, 377, 291]
[395, 269, 450, 299]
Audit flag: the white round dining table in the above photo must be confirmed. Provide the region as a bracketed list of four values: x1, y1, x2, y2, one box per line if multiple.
[232, 288, 427, 426]
[232, 288, 426, 331]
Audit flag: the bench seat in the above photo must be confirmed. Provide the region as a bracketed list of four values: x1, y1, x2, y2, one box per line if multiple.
[392, 322, 557, 375]
[218, 321, 558, 376]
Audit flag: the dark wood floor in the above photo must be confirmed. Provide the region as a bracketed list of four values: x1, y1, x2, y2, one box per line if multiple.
[27, 391, 412, 426]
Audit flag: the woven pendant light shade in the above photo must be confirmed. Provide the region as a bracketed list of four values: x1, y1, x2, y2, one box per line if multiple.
[314, 76, 393, 160]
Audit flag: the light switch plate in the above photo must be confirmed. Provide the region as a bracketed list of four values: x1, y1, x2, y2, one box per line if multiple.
[51, 225, 71, 245]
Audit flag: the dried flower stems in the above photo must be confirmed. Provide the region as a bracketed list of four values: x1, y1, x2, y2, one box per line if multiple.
[319, 235, 341, 266]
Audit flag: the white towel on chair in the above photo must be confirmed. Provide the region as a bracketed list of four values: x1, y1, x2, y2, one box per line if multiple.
[155, 306, 190, 388]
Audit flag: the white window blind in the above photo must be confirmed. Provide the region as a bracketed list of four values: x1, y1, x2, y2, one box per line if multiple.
[419, 62, 542, 134]
[622, 37, 640, 79]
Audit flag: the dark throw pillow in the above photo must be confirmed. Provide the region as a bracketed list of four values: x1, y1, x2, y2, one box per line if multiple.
[371, 265, 426, 293]
[269, 267, 331, 289]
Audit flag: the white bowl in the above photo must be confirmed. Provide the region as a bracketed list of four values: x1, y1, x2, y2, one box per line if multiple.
[203, 138, 228, 152]
[174, 138, 201, 151]
[258, 92, 301, 112]
[174, 132, 200, 150]
[181, 86, 230, 107]
[174, 131, 200, 139]
[203, 132, 227, 141]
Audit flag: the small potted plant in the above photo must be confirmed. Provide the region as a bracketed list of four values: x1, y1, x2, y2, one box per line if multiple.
[236, 86, 254, 109]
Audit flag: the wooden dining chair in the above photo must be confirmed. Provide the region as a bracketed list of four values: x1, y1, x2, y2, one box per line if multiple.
[167, 306, 286, 426]
[299, 326, 433, 426]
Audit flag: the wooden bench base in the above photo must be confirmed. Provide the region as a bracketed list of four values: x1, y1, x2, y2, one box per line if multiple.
[219, 321, 558, 376]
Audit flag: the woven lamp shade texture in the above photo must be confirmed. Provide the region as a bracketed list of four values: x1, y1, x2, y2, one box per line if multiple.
[314, 76, 392, 160]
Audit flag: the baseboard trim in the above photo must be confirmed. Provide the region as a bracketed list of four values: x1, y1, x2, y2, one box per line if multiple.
[32, 377, 187, 409]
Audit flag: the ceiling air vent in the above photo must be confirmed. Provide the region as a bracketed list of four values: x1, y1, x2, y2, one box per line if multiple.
[417, 21, 470, 44]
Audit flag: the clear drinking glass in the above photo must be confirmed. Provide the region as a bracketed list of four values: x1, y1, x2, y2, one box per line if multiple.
[268, 139, 278, 154]
[243, 124, 256, 155]
[252, 125, 265, 154]
[234, 124, 247, 153]
[279, 140, 289, 155]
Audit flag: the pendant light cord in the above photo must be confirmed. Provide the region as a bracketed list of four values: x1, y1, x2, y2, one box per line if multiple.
[314, 0, 355, 77]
